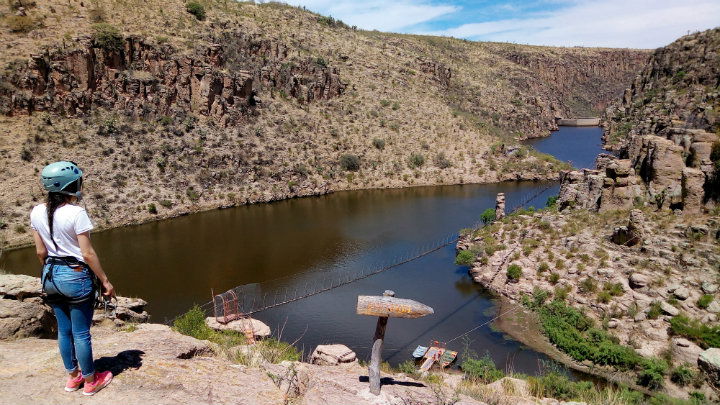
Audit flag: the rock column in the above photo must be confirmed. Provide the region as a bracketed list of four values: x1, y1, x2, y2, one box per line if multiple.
[495, 193, 506, 220]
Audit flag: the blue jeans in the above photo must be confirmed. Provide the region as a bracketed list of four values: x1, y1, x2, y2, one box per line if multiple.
[42, 263, 96, 378]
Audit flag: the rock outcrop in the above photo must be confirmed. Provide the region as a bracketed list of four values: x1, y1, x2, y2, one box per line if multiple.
[567, 28, 720, 213]
[0, 34, 344, 126]
[457, 207, 720, 398]
[699, 348, 720, 388]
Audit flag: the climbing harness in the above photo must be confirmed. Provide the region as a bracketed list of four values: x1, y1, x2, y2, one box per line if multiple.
[41, 256, 98, 305]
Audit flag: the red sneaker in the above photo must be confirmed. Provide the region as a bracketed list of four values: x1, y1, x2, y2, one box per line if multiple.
[65, 373, 84, 392]
[82, 371, 113, 396]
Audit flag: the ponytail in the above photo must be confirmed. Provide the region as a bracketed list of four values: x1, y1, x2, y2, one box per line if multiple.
[45, 179, 80, 250]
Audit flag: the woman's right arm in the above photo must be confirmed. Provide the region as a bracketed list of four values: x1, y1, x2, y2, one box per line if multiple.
[31, 230, 47, 265]
[77, 232, 115, 297]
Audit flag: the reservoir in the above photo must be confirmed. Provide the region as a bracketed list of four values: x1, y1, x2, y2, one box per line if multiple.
[1, 126, 605, 374]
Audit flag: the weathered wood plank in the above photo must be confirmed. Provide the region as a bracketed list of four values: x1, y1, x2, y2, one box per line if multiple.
[356, 296, 434, 319]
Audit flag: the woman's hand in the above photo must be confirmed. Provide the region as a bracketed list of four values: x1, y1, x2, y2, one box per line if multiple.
[102, 280, 116, 298]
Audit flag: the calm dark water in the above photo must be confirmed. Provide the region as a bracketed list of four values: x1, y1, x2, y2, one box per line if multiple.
[525, 126, 605, 169]
[1, 127, 603, 374]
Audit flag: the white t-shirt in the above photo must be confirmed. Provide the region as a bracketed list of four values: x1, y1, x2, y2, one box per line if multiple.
[30, 203, 94, 262]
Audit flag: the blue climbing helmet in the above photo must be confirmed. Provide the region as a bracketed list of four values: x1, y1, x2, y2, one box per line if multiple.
[41, 161, 83, 196]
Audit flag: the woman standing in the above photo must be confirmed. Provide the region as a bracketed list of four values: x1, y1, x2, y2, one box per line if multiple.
[30, 161, 114, 396]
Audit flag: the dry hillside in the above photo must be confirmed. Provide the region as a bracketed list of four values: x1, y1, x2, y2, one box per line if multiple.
[0, 0, 648, 248]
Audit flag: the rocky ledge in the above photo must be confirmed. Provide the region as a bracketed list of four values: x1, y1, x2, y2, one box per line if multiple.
[457, 207, 720, 400]
[1, 273, 599, 405]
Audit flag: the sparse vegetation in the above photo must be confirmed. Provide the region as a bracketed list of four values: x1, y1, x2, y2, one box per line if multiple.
[173, 305, 246, 347]
[697, 294, 714, 309]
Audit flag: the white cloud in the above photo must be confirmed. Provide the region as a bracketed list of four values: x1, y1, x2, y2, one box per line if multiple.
[281, 0, 459, 32]
[277, 0, 720, 48]
[424, 0, 720, 48]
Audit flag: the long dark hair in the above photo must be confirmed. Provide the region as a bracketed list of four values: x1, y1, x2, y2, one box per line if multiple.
[46, 180, 80, 250]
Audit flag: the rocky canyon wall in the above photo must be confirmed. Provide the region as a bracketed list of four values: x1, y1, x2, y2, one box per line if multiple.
[559, 28, 720, 213]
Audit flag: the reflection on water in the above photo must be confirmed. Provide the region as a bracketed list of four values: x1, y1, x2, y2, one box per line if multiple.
[2, 127, 603, 375]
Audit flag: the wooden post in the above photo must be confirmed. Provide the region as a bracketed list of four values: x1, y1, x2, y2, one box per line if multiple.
[356, 291, 433, 396]
[369, 290, 393, 396]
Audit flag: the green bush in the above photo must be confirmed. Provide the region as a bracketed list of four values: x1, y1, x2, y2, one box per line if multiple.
[455, 250, 476, 266]
[339, 154, 360, 171]
[548, 272, 560, 284]
[397, 359, 417, 375]
[434, 152, 452, 169]
[480, 208, 496, 225]
[506, 264, 522, 282]
[545, 195, 558, 208]
[372, 138, 385, 150]
[670, 364, 696, 387]
[528, 372, 593, 401]
[461, 354, 504, 383]
[186, 1, 206, 20]
[603, 282, 624, 296]
[537, 262, 550, 273]
[554, 285, 571, 301]
[579, 278, 597, 293]
[638, 358, 667, 390]
[670, 314, 720, 348]
[597, 291, 612, 304]
[530, 287, 550, 308]
[537, 300, 640, 369]
[147, 203, 157, 214]
[408, 152, 425, 168]
[647, 301, 662, 319]
[697, 294, 714, 309]
[173, 305, 213, 340]
[91, 23, 123, 51]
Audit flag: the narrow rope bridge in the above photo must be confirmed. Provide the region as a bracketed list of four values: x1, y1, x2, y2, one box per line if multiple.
[167, 183, 557, 329]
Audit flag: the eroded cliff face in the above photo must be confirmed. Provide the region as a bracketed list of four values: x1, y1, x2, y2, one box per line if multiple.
[446, 44, 649, 140]
[1, 33, 344, 125]
[559, 28, 720, 213]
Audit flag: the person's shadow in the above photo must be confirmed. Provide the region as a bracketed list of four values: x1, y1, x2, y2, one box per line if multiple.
[94, 350, 144, 376]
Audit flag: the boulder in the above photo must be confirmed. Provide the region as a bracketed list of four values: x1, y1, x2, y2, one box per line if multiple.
[310, 344, 357, 366]
[702, 282, 718, 294]
[205, 317, 271, 339]
[0, 298, 54, 339]
[673, 287, 690, 300]
[706, 300, 720, 314]
[629, 273, 649, 289]
[0, 275, 42, 300]
[660, 301, 680, 316]
[671, 338, 703, 365]
[698, 348, 720, 388]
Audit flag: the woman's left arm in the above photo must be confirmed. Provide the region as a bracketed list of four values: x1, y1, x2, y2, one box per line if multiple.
[32, 230, 47, 265]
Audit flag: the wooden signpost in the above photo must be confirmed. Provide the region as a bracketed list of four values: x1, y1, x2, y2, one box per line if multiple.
[356, 290, 434, 395]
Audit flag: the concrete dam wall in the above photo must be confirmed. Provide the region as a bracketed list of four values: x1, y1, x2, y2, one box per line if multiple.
[556, 117, 601, 126]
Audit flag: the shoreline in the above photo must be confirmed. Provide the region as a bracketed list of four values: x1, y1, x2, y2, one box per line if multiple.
[491, 294, 652, 394]
[1, 175, 560, 252]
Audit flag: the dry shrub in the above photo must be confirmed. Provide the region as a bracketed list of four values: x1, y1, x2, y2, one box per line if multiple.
[6, 15, 37, 33]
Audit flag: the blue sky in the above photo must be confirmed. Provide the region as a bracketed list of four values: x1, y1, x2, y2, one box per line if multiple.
[280, 0, 720, 48]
